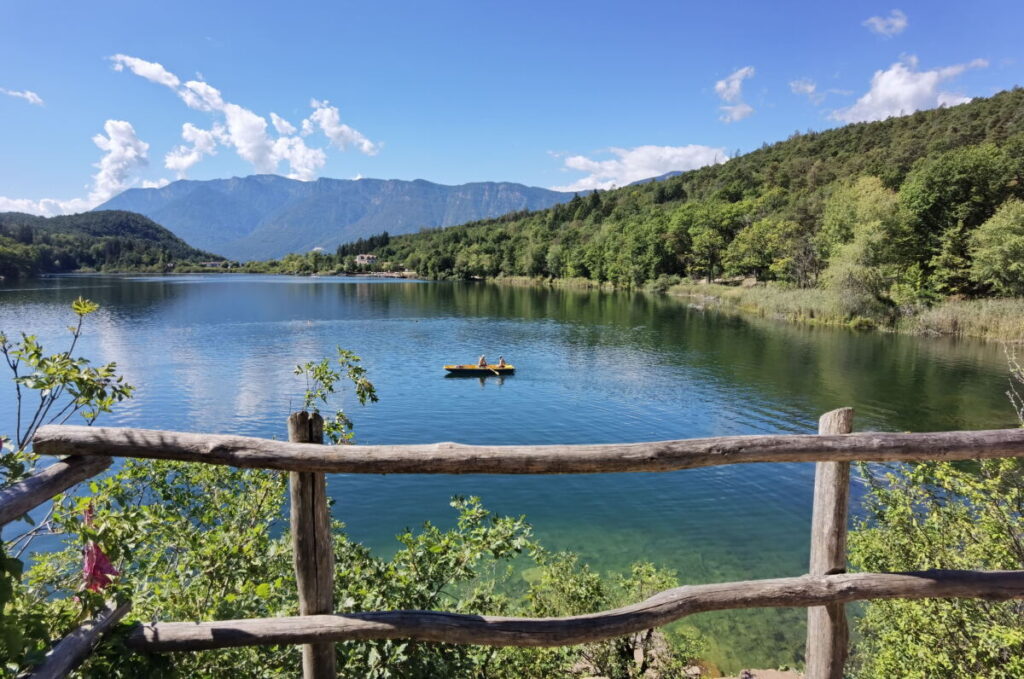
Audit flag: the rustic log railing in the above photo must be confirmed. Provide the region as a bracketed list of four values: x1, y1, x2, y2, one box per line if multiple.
[31, 423, 1024, 472]
[25, 602, 132, 679]
[0, 456, 111, 526]
[3, 408, 1024, 679]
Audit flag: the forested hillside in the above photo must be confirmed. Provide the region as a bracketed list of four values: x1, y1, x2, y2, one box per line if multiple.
[0, 210, 220, 279]
[372, 88, 1024, 322]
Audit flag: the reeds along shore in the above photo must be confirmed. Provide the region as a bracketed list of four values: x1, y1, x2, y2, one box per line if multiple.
[484, 275, 1024, 343]
[660, 281, 1024, 343]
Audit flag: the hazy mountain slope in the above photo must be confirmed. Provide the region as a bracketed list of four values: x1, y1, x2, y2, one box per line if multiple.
[97, 175, 574, 260]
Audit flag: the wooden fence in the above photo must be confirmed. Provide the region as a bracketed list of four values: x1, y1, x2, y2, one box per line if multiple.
[4, 408, 1024, 678]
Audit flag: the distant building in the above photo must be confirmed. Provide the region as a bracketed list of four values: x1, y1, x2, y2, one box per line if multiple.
[355, 254, 378, 265]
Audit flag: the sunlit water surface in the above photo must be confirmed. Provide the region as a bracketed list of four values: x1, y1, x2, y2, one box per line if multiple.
[0, 275, 1012, 671]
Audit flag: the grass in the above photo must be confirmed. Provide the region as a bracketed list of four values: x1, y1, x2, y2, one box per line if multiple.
[663, 281, 1024, 342]
[493, 275, 615, 291]
[665, 281, 857, 327]
[906, 297, 1024, 341]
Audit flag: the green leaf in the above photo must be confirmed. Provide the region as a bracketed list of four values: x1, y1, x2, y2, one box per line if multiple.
[71, 297, 100, 316]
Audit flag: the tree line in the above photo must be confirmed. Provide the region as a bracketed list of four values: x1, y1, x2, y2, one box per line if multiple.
[360, 88, 1024, 320]
[0, 211, 219, 279]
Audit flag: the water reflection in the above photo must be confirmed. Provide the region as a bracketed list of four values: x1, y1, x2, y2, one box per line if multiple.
[0, 274, 1013, 671]
[444, 374, 510, 388]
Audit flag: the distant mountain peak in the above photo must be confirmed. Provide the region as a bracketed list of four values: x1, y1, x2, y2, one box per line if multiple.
[96, 175, 574, 260]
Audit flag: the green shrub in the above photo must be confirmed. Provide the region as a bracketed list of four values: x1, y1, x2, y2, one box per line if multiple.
[848, 316, 876, 331]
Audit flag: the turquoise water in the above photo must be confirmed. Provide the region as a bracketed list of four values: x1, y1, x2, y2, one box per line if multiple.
[0, 275, 1014, 671]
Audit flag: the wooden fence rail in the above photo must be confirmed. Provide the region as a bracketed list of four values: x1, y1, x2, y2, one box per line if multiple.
[32, 424, 1024, 473]
[0, 456, 111, 526]
[123, 570, 1024, 652]
[19, 411, 1024, 679]
[25, 602, 131, 679]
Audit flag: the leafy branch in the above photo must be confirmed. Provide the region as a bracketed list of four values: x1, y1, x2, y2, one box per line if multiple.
[294, 347, 378, 444]
[1, 297, 134, 491]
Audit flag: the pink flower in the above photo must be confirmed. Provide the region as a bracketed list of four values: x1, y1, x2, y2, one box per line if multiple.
[83, 542, 118, 592]
[81, 505, 118, 592]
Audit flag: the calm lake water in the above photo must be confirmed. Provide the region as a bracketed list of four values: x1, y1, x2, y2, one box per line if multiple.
[0, 274, 1014, 671]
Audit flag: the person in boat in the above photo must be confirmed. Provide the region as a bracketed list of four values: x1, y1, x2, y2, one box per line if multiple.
[477, 355, 487, 368]
[497, 356, 507, 368]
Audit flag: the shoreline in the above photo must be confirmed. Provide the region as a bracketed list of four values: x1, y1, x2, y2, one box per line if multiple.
[33, 269, 423, 280]
[20, 270, 1024, 343]
[483, 275, 1024, 343]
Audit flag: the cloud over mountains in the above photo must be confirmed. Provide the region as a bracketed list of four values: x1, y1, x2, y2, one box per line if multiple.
[109, 55, 378, 182]
[551, 145, 727, 192]
[0, 55, 380, 216]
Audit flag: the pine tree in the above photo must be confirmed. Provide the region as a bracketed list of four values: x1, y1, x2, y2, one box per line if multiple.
[930, 221, 976, 296]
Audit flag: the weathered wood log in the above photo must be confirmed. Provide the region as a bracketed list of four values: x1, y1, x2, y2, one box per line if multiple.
[33, 424, 1024, 475]
[125, 570, 1024, 652]
[25, 601, 130, 679]
[806, 408, 853, 679]
[287, 412, 335, 679]
[0, 456, 111, 526]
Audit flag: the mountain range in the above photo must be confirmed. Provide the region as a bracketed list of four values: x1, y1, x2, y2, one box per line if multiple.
[96, 175, 574, 260]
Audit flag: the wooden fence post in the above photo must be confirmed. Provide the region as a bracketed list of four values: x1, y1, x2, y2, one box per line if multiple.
[288, 411, 335, 679]
[806, 407, 854, 679]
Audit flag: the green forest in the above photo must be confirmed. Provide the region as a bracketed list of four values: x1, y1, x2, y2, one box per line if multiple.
[0, 210, 220, 279]
[364, 88, 1024, 330]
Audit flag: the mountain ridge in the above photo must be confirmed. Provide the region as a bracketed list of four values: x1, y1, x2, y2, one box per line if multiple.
[96, 175, 575, 260]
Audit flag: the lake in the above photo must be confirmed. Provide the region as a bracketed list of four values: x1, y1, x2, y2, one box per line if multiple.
[0, 274, 1014, 672]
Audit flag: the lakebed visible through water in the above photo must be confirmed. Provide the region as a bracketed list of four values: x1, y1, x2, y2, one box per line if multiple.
[0, 274, 1015, 672]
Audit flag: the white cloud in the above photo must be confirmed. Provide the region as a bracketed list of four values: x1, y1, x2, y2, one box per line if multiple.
[3, 55, 384, 216]
[719, 103, 754, 123]
[790, 79, 852, 106]
[790, 78, 816, 96]
[271, 136, 327, 181]
[714, 66, 755, 123]
[307, 99, 379, 155]
[550, 144, 727, 192]
[0, 119, 150, 216]
[110, 55, 225, 114]
[221, 103, 276, 172]
[1, 88, 44, 106]
[271, 112, 297, 135]
[831, 56, 987, 123]
[109, 54, 181, 89]
[109, 55, 379, 179]
[864, 9, 908, 37]
[790, 78, 828, 105]
[142, 178, 171, 189]
[165, 123, 221, 178]
[0, 196, 91, 216]
[715, 66, 754, 102]
[89, 120, 150, 204]
[179, 80, 225, 112]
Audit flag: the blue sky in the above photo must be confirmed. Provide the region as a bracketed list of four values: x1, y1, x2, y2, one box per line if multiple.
[1, 0, 1021, 214]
